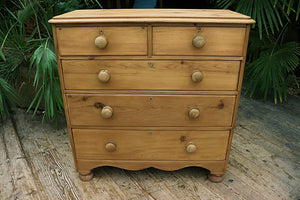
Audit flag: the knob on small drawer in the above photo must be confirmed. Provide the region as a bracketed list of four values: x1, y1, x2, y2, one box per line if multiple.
[186, 142, 197, 153]
[98, 70, 110, 83]
[105, 142, 117, 152]
[189, 108, 200, 119]
[101, 106, 113, 119]
[192, 35, 205, 49]
[191, 70, 203, 83]
[95, 33, 108, 49]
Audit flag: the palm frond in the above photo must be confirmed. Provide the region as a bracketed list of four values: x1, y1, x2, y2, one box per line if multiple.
[215, 0, 235, 9]
[245, 42, 300, 103]
[215, 0, 289, 39]
[0, 78, 19, 120]
[274, 0, 300, 20]
[0, 0, 104, 121]
[28, 39, 63, 119]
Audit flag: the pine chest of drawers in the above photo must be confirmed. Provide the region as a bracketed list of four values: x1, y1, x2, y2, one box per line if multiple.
[49, 9, 254, 182]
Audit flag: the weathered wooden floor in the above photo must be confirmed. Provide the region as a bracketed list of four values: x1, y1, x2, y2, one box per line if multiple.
[0, 95, 299, 200]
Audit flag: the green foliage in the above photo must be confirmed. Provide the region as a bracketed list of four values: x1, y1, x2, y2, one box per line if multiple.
[0, 0, 102, 120]
[0, 78, 19, 120]
[274, 0, 300, 20]
[28, 39, 63, 120]
[246, 40, 300, 103]
[215, 0, 300, 39]
[215, 0, 300, 103]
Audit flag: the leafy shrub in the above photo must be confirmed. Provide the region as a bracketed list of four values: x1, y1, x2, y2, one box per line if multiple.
[0, 0, 101, 120]
[215, 0, 300, 103]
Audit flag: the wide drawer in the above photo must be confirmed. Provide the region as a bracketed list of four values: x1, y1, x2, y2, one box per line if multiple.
[153, 27, 246, 56]
[62, 60, 240, 91]
[56, 26, 147, 56]
[67, 94, 235, 127]
[73, 129, 229, 160]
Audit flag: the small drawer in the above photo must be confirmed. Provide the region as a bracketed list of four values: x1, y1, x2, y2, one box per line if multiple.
[67, 94, 236, 127]
[56, 26, 147, 56]
[153, 27, 246, 56]
[73, 129, 229, 161]
[62, 60, 240, 91]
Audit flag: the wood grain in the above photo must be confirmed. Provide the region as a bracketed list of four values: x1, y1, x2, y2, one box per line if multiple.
[73, 129, 229, 160]
[48, 9, 255, 24]
[76, 159, 226, 174]
[223, 24, 251, 173]
[153, 27, 246, 56]
[50, 18, 256, 24]
[52, 9, 251, 20]
[0, 126, 15, 200]
[62, 60, 240, 91]
[64, 89, 238, 95]
[57, 26, 147, 56]
[67, 94, 236, 127]
[11, 112, 80, 200]
[52, 24, 78, 171]
[140, 168, 224, 199]
[0, 120, 40, 200]
[59, 55, 244, 60]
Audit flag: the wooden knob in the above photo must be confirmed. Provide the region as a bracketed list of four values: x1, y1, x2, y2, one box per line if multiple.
[101, 106, 113, 119]
[98, 70, 110, 83]
[95, 35, 108, 49]
[189, 108, 200, 119]
[186, 142, 197, 153]
[192, 35, 205, 48]
[105, 142, 116, 152]
[191, 70, 203, 82]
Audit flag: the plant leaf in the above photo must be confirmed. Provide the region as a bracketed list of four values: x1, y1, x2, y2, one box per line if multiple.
[245, 41, 300, 103]
[0, 49, 6, 61]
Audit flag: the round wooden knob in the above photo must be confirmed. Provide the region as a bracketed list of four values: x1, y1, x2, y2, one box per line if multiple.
[98, 70, 110, 83]
[192, 35, 205, 48]
[186, 142, 197, 153]
[191, 70, 203, 82]
[189, 108, 200, 119]
[101, 106, 113, 119]
[95, 35, 108, 49]
[105, 142, 116, 152]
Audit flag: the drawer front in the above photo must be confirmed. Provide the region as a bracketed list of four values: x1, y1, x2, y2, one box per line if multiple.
[57, 27, 147, 56]
[62, 60, 240, 91]
[67, 94, 235, 127]
[73, 129, 229, 160]
[153, 27, 245, 56]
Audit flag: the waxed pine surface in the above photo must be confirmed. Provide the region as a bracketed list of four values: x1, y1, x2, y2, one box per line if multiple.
[0, 95, 299, 200]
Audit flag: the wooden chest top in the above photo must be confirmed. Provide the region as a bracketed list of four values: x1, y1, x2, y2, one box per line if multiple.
[49, 9, 255, 24]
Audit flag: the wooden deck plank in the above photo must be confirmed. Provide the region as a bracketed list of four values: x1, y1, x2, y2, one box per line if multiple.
[232, 132, 299, 185]
[237, 96, 300, 158]
[175, 167, 267, 200]
[121, 169, 178, 199]
[103, 167, 156, 200]
[228, 150, 294, 200]
[11, 115, 80, 200]
[0, 126, 15, 200]
[235, 123, 299, 166]
[148, 168, 225, 200]
[147, 168, 224, 200]
[0, 119, 40, 200]
[184, 168, 249, 200]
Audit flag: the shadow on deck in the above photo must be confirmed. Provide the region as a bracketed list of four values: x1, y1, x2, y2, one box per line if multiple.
[0, 95, 299, 200]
